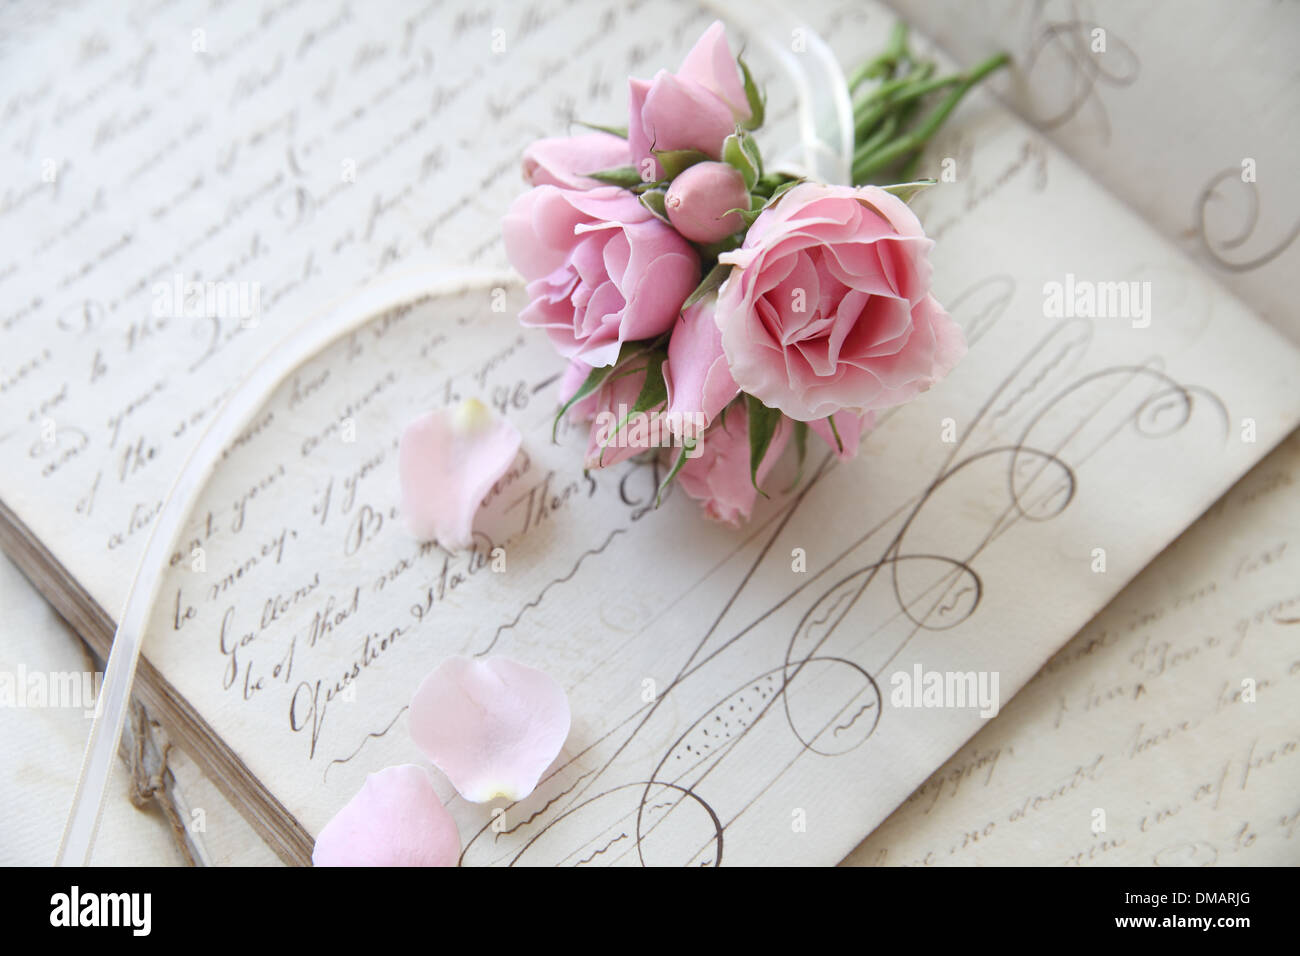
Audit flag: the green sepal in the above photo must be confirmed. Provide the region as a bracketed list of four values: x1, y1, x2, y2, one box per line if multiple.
[746, 393, 782, 497]
[696, 234, 743, 260]
[587, 165, 644, 188]
[879, 178, 937, 203]
[629, 351, 668, 414]
[655, 437, 697, 507]
[630, 178, 669, 194]
[684, 261, 731, 308]
[738, 55, 765, 130]
[826, 414, 844, 454]
[552, 340, 651, 441]
[722, 205, 763, 229]
[553, 362, 614, 442]
[597, 350, 668, 465]
[653, 148, 710, 179]
[723, 133, 759, 190]
[546, 364, 611, 442]
[763, 178, 802, 207]
[717, 398, 735, 431]
[740, 134, 763, 180]
[575, 120, 629, 139]
[639, 188, 670, 223]
[724, 181, 793, 227]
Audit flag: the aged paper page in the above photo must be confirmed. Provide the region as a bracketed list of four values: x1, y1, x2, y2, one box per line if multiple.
[139, 93, 1300, 862]
[2, 0, 1298, 865]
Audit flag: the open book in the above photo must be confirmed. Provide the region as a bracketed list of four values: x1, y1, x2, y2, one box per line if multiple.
[2, 0, 1297, 865]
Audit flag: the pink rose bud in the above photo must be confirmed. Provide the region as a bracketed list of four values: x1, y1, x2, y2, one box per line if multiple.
[628, 21, 752, 179]
[664, 162, 749, 244]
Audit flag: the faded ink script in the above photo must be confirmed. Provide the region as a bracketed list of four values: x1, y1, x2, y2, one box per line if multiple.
[2, 0, 1299, 865]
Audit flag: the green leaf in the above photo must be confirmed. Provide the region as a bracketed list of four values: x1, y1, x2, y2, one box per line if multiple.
[746, 394, 782, 496]
[684, 261, 731, 308]
[723, 133, 758, 190]
[655, 438, 697, 507]
[639, 188, 670, 223]
[738, 55, 765, 130]
[653, 148, 710, 179]
[696, 235, 743, 260]
[587, 165, 644, 188]
[575, 120, 628, 138]
[879, 178, 937, 203]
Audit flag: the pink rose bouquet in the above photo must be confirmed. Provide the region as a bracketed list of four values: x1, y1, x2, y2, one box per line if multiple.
[503, 20, 1008, 526]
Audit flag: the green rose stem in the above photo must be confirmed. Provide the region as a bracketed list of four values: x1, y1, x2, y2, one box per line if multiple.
[851, 50, 1009, 185]
[846, 21, 911, 90]
[853, 70, 960, 142]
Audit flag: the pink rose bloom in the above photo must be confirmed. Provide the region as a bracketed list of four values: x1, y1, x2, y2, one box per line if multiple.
[522, 132, 631, 190]
[715, 183, 966, 421]
[676, 402, 789, 526]
[504, 185, 699, 367]
[663, 296, 738, 440]
[629, 21, 752, 179]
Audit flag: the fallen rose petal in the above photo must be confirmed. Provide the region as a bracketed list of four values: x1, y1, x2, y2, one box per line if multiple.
[410, 656, 571, 804]
[399, 399, 522, 551]
[312, 765, 460, 867]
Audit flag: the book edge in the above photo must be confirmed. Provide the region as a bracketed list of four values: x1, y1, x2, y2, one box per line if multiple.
[0, 494, 313, 866]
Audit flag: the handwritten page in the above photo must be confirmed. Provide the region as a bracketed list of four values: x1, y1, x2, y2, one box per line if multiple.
[845, 429, 1300, 866]
[2, 0, 1299, 865]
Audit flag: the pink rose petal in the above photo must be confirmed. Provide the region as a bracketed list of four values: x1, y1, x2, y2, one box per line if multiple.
[677, 21, 752, 121]
[677, 402, 789, 526]
[664, 296, 739, 438]
[627, 21, 751, 178]
[312, 765, 460, 867]
[399, 399, 522, 551]
[522, 132, 631, 190]
[410, 656, 571, 804]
